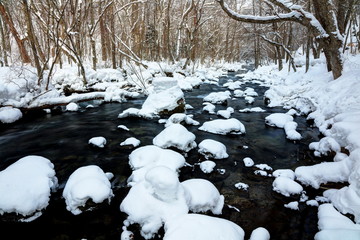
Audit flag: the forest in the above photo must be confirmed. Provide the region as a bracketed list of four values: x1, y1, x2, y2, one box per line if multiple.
[0, 0, 358, 84]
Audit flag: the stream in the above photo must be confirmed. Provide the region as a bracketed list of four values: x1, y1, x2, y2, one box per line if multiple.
[0, 72, 326, 240]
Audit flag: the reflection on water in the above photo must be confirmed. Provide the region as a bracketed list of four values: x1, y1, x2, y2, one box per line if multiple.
[0, 72, 324, 239]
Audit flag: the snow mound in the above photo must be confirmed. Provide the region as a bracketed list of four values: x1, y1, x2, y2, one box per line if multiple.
[315, 203, 360, 240]
[88, 136, 107, 148]
[199, 160, 216, 173]
[120, 137, 141, 147]
[203, 91, 231, 104]
[284, 201, 299, 210]
[243, 157, 254, 167]
[249, 227, 270, 240]
[198, 139, 229, 159]
[0, 156, 58, 218]
[66, 102, 79, 111]
[118, 86, 184, 119]
[127, 145, 185, 185]
[217, 107, 234, 119]
[295, 157, 351, 189]
[199, 118, 246, 135]
[120, 166, 188, 239]
[223, 81, 243, 90]
[272, 176, 303, 197]
[239, 107, 266, 113]
[235, 182, 249, 191]
[181, 178, 224, 215]
[203, 102, 216, 114]
[309, 137, 341, 157]
[161, 113, 199, 127]
[163, 214, 245, 240]
[265, 113, 301, 140]
[153, 124, 197, 152]
[0, 107, 23, 123]
[234, 89, 244, 97]
[63, 165, 113, 215]
[272, 169, 295, 180]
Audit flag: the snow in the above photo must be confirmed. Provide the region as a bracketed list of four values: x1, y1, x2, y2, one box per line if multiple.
[203, 90, 231, 104]
[234, 89, 244, 97]
[163, 214, 245, 240]
[243, 157, 254, 167]
[66, 102, 79, 111]
[0, 156, 58, 219]
[199, 160, 216, 173]
[265, 113, 301, 140]
[118, 86, 184, 119]
[284, 201, 299, 210]
[217, 107, 234, 119]
[120, 166, 189, 239]
[223, 80, 243, 90]
[63, 165, 113, 215]
[306, 200, 319, 207]
[309, 137, 341, 157]
[239, 107, 266, 113]
[88, 136, 107, 148]
[181, 178, 224, 215]
[198, 118, 246, 135]
[245, 96, 255, 104]
[0, 107, 23, 123]
[315, 203, 360, 240]
[235, 182, 249, 191]
[120, 137, 141, 147]
[272, 176, 303, 197]
[202, 102, 216, 114]
[272, 169, 295, 180]
[198, 139, 229, 159]
[127, 145, 185, 185]
[255, 164, 273, 171]
[249, 227, 270, 240]
[295, 158, 351, 189]
[153, 124, 197, 152]
[160, 113, 199, 127]
[254, 170, 269, 176]
[118, 125, 130, 131]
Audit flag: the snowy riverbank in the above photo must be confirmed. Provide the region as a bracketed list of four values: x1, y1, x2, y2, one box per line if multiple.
[241, 53, 360, 239]
[0, 61, 245, 123]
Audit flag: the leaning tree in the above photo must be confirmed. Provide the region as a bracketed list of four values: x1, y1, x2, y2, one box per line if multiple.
[216, 0, 355, 79]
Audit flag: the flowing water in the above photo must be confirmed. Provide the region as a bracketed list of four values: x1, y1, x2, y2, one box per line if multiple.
[0, 72, 326, 240]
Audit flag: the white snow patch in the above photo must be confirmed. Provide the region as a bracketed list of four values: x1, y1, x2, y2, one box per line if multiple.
[272, 177, 303, 197]
[199, 160, 216, 173]
[120, 137, 141, 147]
[203, 91, 231, 104]
[284, 201, 299, 210]
[249, 227, 270, 240]
[66, 102, 79, 111]
[0, 107, 23, 123]
[243, 157, 254, 167]
[198, 139, 229, 159]
[153, 124, 197, 152]
[199, 118, 246, 135]
[0, 156, 58, 218]
[234, 182, 249, 191]
[63, 165, 113, 215]
[88, 136, 107, 148]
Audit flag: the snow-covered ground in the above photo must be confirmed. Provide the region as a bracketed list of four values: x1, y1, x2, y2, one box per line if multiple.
[242, 53, 360, 236]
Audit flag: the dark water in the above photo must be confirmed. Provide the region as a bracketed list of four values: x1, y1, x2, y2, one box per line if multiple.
[0, 72, 325, 240]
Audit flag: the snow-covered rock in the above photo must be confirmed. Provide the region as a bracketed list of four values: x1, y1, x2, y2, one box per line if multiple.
[309, 137, 341, 157]
[163, 214, 245, 240]
[66, 102, 79, 111]
[272, 169, 295, 180]
[120, 166, 188, 239]
[203, 102, 216, 114]
[265, 113, 301, 140]
[315, 203, 360, 240]
[161, 113, 199, 127]
[272, 176, 303, 197]
[63, 165, 113, 215]
[217, 107, 234, 119]
[0, 156, 58, 219]
[284, 201, 299, 210]
[88, 136, 107, 148]
[199, 160, 216, 173]
[153, 124, 197, 152]
[203, 91, 231, 104]
[120, 137, 141, 147]
[249, 227, 270, 240]
[198, 139, 229, 159]
[0, 107, 23, 123]
[243, 157, 254, 167]
[235, 182, 249, 191]
[127, 145, 185, 185]
[239, 107, 266, 113]
[181, 178, 224, 215]
[199, 118, 246, 135]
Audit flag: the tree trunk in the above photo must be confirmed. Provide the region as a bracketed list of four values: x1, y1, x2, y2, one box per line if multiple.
[22, 0, 43, 83]
[0, 2, 31, 63]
